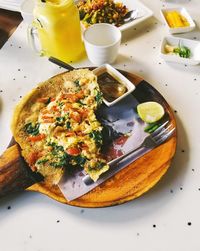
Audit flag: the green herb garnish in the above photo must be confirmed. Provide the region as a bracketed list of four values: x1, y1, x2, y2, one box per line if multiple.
[95, 90, 103, 105]
[174, 46, 191, 58]
[36, 158, 49, 165]
[144, 122, 161, 133]
[56, 116, 65, 125]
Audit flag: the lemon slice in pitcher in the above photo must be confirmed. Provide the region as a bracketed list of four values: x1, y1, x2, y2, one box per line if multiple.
[137, 101, 165, 123]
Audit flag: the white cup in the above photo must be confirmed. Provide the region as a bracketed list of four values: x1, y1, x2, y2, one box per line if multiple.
[83, 23, 121, 65]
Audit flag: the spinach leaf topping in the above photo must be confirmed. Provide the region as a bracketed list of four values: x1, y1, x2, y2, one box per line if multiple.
[89, 130, 103, 146]
[24, 123, 40, 136]
[66, 121, 71, 129]
[95, 90, 103, 105]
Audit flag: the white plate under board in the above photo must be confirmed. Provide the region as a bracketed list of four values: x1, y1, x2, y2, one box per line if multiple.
[160, 36, 200, 65]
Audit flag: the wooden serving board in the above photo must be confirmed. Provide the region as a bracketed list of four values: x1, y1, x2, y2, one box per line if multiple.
[0, 70, 177, 208]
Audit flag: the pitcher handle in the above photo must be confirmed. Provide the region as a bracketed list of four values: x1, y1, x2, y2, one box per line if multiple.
[27, 23, 44, 56]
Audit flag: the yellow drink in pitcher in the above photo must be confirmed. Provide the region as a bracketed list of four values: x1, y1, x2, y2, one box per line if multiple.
[32, 0, 84, 62]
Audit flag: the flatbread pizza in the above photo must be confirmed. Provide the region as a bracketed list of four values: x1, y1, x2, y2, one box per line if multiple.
[11, 69, 109, 184]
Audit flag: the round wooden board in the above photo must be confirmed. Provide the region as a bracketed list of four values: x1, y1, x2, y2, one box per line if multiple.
[27, 70, 177, 208]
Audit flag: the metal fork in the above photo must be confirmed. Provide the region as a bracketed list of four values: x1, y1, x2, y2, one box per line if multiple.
[83, 120, 175, 185]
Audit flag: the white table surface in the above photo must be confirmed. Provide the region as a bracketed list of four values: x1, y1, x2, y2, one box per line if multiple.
[0, 0, 200, 250]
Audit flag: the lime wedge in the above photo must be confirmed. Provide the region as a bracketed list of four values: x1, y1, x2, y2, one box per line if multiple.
[137, 101, 165, 123]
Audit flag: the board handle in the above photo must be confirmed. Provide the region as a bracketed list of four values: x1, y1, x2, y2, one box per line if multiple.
[0, 144, 42, 198]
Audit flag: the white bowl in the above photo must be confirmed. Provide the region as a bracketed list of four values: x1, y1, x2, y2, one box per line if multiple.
[160, 7, 195, 34]
[20, 0, 35, 24]
[160, 36, 200, 65]
[93, 64, 135, 106]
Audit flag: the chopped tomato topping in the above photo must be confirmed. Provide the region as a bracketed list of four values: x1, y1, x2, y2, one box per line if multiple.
[76, 90, 84, 99]
[63, 103, 73, 112]
[61, 93, 78, 102]
[27, 152, 40, 165]
[66, 147, 81, 156]
[61, 91, 84, 103]
[51, 106, 59, 112]
[65, 131, 76, 137]
[43, 118, 55, 123]
[42, 115, 53, 119]
[37, 97, 55, 103]
[41, 115, 54, 123]
[79, 109, 89, 119]
[70, 112, 81, 123]
[80, 143, 88, 150]
[28, 134, 46, 142]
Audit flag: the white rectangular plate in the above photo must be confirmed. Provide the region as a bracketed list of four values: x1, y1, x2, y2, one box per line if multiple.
[118, 0, 153, 31]
[160, 36, 200, 65]
[160, 7, 195, 34]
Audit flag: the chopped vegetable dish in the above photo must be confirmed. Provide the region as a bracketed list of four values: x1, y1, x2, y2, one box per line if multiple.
[77, 0, 129, 27]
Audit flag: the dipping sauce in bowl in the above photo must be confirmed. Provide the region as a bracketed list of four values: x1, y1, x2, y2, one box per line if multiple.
[97, 72, 127, 102]
[93, 64, 135, 106]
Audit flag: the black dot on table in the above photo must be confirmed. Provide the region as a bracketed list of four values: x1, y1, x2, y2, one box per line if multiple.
[174, 110, 177, 113]
[153, 47, 156, 49]
[19, 96, 22, 98]
[153, 224, 156, 228]
[137, 233, 140, 236]
[158, 62, 162, 65]
[165, 84, 168, 86]
[13, 78, 15, 80]
[187, 222, 192, 226]
[193, 37, 197, 40]
[57, 220, 60, 223]
[24, 76, 27, 78]
[10, 44, 13, 47]
[18, 69, 21, 71]
[170, 189, 173, 193]
[80, 209, 85, 214]
[184, 64, 187, 67]
[125, 43, 128, 46]
[194, 78, 197, 81]
[7, 206, 11, 210]
[134, 28, 137, 30]
[0, 90, 3, 93]
[29, 235, 32, 239]
[198, 188, 200, 191]
[180, 187, 183, 190]
[181, 150, 185, 153]
[19, 46, 21, 49]
[192, 169, 195, 172]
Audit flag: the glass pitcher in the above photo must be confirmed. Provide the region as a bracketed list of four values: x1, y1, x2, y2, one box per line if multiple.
[28, 0, 84, 63]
